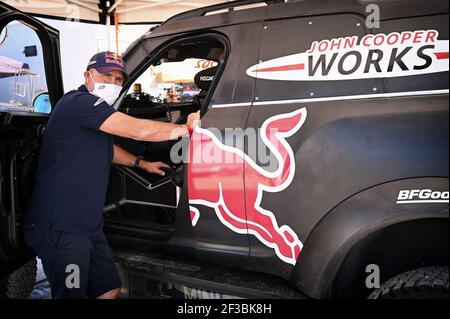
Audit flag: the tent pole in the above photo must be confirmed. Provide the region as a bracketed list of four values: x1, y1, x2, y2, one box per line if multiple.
[106, 1, 111, 51]
[106, 14, 110, 51]
[114, 9, 119, 54]
[108, 0, 124, 13]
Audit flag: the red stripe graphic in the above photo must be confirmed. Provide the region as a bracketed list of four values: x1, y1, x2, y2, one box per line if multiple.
[434, 52, 449, 59]
[253, 63, 305, 73]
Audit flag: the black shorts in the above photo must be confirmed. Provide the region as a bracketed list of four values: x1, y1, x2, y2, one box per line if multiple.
[24, 225, 122, 299]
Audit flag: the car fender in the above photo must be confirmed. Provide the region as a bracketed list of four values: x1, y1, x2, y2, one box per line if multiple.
[291, 177, 449, 298]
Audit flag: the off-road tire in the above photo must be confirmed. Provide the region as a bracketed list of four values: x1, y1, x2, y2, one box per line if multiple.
[368, 266, 448, 299]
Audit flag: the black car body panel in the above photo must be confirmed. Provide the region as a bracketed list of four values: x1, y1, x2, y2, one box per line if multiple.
[244, 95, 449, 282]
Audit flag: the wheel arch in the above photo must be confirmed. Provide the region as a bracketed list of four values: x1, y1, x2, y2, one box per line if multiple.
[330, 217, 449, 298]
[291, 177, 449, 298]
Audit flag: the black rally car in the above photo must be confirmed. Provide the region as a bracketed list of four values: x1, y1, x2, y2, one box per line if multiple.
[0, 0, 448, 299]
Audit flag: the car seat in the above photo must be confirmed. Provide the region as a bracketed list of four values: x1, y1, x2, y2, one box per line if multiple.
[192, 66, 218, 110]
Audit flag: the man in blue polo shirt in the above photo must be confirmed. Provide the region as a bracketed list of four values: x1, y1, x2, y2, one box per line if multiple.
[24, 52, 199, 299]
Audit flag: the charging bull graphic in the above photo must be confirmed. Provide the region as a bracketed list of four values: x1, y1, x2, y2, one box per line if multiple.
[188, 108, 307, 265]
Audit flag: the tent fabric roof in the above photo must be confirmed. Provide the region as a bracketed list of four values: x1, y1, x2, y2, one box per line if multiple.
[4, 0, 227, 24]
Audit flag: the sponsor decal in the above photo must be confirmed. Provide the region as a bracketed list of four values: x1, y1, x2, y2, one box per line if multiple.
[194, 59, 219, 69]
[104, 52, 124, 67]
[200, 76, 214, 82]
[396, 189, 449, 204]
[187, 108, 306, 265]
[176, 285, 238, 299]
[246, 30, 449, 81]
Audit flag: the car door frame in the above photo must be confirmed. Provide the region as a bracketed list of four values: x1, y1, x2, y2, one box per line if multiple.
[0, 2, 63, 262]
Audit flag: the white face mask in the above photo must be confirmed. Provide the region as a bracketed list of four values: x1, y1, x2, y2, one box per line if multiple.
[89, 72, 122, 106]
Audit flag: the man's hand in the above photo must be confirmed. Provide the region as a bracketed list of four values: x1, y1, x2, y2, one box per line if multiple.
[140, 161, 171, 176]
[186, 111, 200, 132]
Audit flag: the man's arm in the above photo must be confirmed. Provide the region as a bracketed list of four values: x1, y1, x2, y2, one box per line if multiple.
[100, 111, 199, 142]
[112, 144, 139, 167]
[113, 144, 170, 176]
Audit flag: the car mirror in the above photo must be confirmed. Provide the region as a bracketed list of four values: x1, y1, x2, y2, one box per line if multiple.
[33, 92, 52, 113]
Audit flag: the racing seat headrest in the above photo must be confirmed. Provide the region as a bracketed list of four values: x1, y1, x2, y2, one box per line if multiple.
[194, 66, 218, 91]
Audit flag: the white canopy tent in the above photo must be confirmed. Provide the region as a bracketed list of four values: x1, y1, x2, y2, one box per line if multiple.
[2, 0, 269, 89]
[4, 0, 230, 24]
[4, 0, 241, 58]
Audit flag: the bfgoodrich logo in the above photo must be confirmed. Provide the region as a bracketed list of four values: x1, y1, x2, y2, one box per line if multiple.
[396, 189, 449, 204]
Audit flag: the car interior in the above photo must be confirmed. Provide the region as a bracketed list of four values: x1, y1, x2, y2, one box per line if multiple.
[102, 37, 225, 231]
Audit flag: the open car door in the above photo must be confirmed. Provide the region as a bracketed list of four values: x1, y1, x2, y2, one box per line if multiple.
[0, 1, 63, 265]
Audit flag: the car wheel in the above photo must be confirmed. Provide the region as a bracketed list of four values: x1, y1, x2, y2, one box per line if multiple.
[368, 266, 448, 299]
[0, 258, 37, 299]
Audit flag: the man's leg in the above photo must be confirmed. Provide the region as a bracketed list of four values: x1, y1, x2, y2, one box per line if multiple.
[96, 288, 121, 299]
[87, 234, 122, 299]
[33, 228, 91, 299]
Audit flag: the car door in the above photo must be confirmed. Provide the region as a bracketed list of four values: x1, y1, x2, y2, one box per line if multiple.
[107, 17, 264, 271]
[0, 1, 63, 264]
[185, 21, 264, 269]
[245, 11, 377, 279]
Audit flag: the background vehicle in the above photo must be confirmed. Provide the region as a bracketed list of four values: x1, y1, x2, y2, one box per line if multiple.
[0, 0, 448, 299]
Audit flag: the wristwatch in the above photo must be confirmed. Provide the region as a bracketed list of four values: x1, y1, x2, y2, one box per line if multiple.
[134, 156, 144, 169]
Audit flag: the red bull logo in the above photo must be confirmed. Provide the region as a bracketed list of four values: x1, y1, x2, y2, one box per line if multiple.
[187, 108, 307, 265]
[105, 52, 125, 67]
